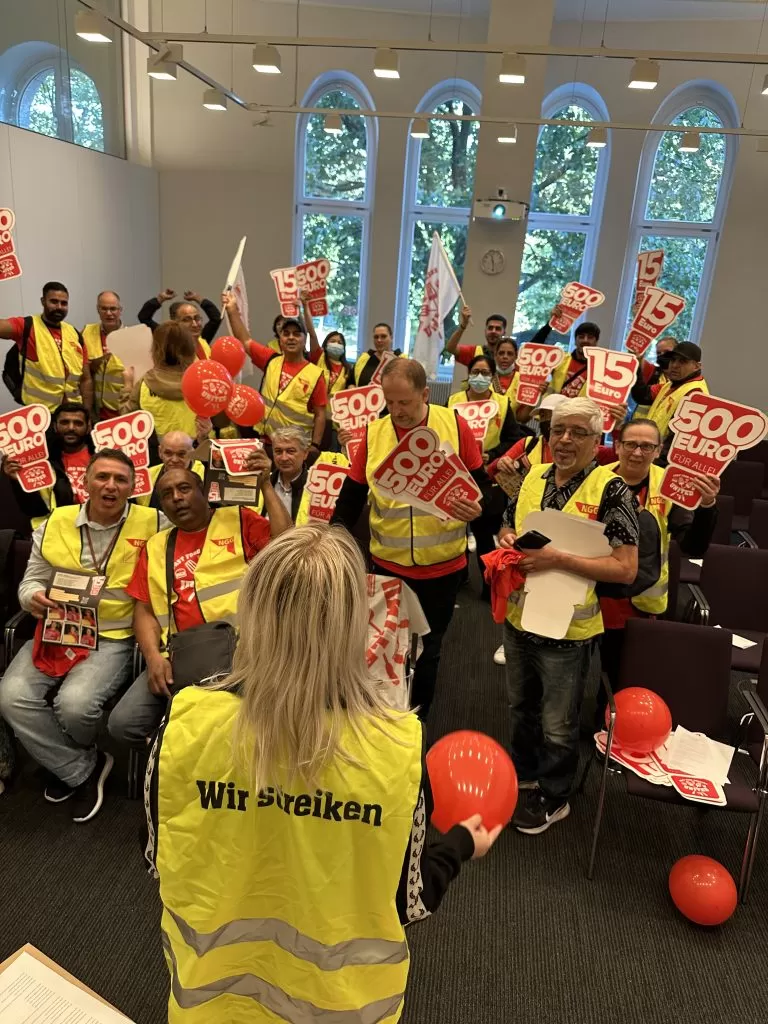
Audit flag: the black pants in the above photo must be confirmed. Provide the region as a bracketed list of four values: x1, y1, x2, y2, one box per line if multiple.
[376, 566, 463, 722]
[594, 627, 625, 729]
[471, 510, 502, 581]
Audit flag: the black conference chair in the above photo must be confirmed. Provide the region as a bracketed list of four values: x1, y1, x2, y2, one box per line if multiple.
[744, 439, 768, 499]
[678, 493, 735, 586]
[719, 460, 765, 532]
[742, 499, 768, 550]
[0, 473, 31, 538]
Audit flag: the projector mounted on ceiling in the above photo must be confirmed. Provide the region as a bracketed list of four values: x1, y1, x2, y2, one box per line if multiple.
[473, 190, 529, 222]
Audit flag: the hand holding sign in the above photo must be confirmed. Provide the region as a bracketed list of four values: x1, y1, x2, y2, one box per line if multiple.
[452, 399, 498, 445]
[0, 404, 54, 492]
[271, 258, 331, 318]
[305, 461, 350, 522]
[585, 349, 638, 431]
[92, 410, 155, 498]
[625, 286, 685, 358]
[331, 384, 386, 461]
[549, 282, 605, 335]
[0, 207, 22, 281]
[516, 344, 565, 407]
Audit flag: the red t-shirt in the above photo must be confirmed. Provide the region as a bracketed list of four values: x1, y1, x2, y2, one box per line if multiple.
[497, 372, 516, 392]
[556, 356, 588, 397]
[247, 341, 327, 409]
[309, 348, 345, 389]
[61, 447, 91, 503]
[349, 410, 483, 580]
[455, 344, 482, 367]
[7, 316, 85, 364]
[126, 509, 271, 632]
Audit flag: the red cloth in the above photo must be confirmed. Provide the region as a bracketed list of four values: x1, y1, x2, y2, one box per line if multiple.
[246, 341, 327, 409]
[481, 548, 527, 623]
[497, 373, 515, 391]
[7, 316, 85, 363]
[455, 344, 480, 367]
[61, 447, 91, 504]
[32, 618, 91, 677]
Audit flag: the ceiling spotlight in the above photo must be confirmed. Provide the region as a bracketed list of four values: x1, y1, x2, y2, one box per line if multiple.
[203, 88, 228, 111]
[679, 130, 700, 153]
[410, 118, 429, 139]
[324, 113, 343, 135]
[586, 126, 608, 148]
[499, 53, 526, 85]
[761, 75, 768, 95]
[497, 124, 518, 144]
[628, 59, 659, 90]
[252, 43, 281, 74]
[147, 45, 183, 80]
[75, 9, 112, 43]
[374, 48, 400, 79]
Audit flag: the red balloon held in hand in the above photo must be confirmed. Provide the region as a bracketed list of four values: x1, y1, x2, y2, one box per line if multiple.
[226, 385, 265, 427]
[669, 855, 737, 926]
[181, 361, 234, 417]
[607, 686, 672, 754]
[426, 730, 517, 834]
[211, 336, 246, 377]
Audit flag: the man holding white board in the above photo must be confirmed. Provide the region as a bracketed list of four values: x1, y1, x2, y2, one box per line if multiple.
[498, 397, 639, 835]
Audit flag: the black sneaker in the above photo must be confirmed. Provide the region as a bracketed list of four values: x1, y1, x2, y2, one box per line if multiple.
[513, 790, 570, 835]
[71, 751, 114, 823]
[44, 774, 75, 803]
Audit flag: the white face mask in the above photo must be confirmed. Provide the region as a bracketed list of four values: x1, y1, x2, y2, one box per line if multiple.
[468, 374, 491, 393]
[326, 342, 344, 359]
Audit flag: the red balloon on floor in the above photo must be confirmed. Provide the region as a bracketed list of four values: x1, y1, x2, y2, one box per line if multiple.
[426, 730, 518, 834]
[211, 336, 246, 377]
[181, 361, 233, 417]
[607, 686, 672, 754]
[669, 855, 737, 926]
[227, 384, 265, 427]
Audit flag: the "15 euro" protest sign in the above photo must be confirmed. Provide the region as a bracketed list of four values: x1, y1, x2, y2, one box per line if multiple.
[516, 344, 565, 407]
[625, 286, 686, 358]
[634, 249, 664, 311]
[92, 410, 155, 498]
[585, 349, 638, 432]
[270, 259, 331, 318]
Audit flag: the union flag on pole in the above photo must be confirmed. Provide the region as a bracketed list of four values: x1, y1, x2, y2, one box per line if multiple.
[412, 232, 461, 379]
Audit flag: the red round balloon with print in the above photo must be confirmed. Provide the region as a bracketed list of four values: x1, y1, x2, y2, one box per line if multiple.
[181, 360, 234, 417]
[211, 336, 247, 377]
[669, 855, 737, 926]
[426, 730, 518, 834]
[226, 384, 265, 427]
[606, 686, 672, 754]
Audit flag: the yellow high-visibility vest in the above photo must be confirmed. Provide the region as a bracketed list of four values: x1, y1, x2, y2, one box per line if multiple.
[21, 316, 83, 411]
[40, 504, 159, 639]
[296, 451, 350, 526]
[196, 339, 211, 359]
[139, 380, 198, 438]
[152, 685, 421, 1024]
[260, 356, 323, 435]
[367, 406, 468, 569]
[549, 355, 588, 399]
[353, 351, 373, 386]
[507, 463, 618, 640]
[448, 390, 509, 453]
[316, 353, 350, 397]
[646, 377, 709, 439]
[494, 371, 522, 416]
[135, 461, 206, 507]
[82, 323, 125, 414]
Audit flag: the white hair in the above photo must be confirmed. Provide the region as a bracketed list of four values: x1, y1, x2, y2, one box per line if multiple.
[551, 397, 604, 435]
[271, 426, 311, 450]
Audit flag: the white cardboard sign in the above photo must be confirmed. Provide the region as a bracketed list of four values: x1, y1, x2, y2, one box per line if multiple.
[104, 324, 154, 381]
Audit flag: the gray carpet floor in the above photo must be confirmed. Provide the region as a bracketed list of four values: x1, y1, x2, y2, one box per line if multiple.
[1, 569, 767, 1024]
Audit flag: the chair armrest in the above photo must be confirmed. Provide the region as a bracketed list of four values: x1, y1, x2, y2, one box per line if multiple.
[686, 584, 710, 626]
[4, 608, 33, 672]
[738, 680, 768, 792]
[737, 531, 757, 549]
[601, 671, 618, 761]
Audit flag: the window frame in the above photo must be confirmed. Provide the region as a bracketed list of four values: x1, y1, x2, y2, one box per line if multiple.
[9, 51, 104, 152]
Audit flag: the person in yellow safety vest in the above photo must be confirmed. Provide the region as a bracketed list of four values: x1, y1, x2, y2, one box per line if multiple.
[332, 358, 489, 722]
[492, 337, 534, 422]
[137, 287, 221, 359]
[444, 305, 506, 365]
[633, 336, 677, 418]
[120, 321, 212, 441]
[144, 524, 500, 1023]
[135, 430, 206, 510]
[547, 316, 600, 399]
[0, 449, 160, 823]
[497, 397, 639, 835]
[82, 291, 127, 422]
[0, 281, 93, 412]
[630, 340, 709, 462]
[353, 321, 401, 387]
[108, 454, 291, 749]
[295, 450, 350, 526]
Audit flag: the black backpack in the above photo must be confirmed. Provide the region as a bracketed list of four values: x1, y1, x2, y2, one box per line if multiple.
[3, 316, 32, 404]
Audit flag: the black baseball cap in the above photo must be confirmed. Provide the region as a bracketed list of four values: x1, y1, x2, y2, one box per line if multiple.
[670, 341, 701, 362]
[280, 317, 305, 333]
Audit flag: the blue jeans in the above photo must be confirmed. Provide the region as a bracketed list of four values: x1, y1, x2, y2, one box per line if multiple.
[503, 623, 597, 803]
[0, 639, 134, 787]
[108, 669, 167, 748]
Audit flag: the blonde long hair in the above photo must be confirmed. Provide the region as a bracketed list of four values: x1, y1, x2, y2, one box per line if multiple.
[215, 524, 396, 792]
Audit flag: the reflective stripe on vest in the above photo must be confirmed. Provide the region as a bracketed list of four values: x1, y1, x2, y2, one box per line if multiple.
[140, 381, 199, 438]
[261, 357, 323, 433]
[40, 504, 158, 639]
[646, 377, 709, 439]
[21, 317, 83, 411]
[84, 325, 126, 412]
[366, 406, 467, 568]
[448, 391, 508, 453]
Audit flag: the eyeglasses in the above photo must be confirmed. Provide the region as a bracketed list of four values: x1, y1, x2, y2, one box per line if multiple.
[550, 426, 597, 441]
[179, 315, 202, 324]
[619, 440, 660, 454]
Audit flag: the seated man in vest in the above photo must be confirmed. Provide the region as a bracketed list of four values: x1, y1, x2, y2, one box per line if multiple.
[137, 287, 221, 357]
[108, 453, 292, 747]
[332, 358, 490, 722]
[0, 281, 93, 412]
[82, 290, 127, 421]
[498, 397, 639, 835]
[0, 449, 160, 822]
[630, 341, 708, 463]
[136, 430, 206, 509]
[353, 322, 401, 387]
[270, 426, 310, 522]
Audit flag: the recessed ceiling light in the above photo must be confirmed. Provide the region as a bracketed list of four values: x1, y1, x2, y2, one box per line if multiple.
[499, 53, 526, 85]
[324, 113, 343, 135]
[629, 59, 659, 90]
[75, 10, 112, 43]
[497, 124, 518, 144]
[679, 130, 700, 153]
[374, 48, 400, 79]
[410, 118, 429, 139]
[586, 126, 608, 148]
[252, 43, 281, 74]
[147, 44, 182, 80]
[203, 88, 228, 111]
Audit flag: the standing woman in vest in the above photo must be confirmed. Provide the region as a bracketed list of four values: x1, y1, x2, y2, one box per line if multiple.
[146, 525, 499, 1022]
[354, 322, 400, 387]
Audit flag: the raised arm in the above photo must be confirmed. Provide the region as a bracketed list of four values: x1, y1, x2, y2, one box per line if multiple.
[220, 290, 250, 346]
[138, 288, 174, 331]
[246, 450, 293, 536]
[300, 289, 320, 353]
[0, 319, 16, 340]
[445, 304, 472, 357]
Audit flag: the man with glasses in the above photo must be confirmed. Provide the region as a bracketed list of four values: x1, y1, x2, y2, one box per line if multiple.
[137, 288, 222, 358]
[497, 397, 639, 835]
[82, 291, 127, 421]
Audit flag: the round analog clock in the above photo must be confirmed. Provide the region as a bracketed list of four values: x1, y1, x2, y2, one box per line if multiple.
[480, 248, 505, 275]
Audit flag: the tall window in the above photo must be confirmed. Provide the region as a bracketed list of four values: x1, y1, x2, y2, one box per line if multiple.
[616, 84, 737, 344]
[294, 73, 376, 358]
[514, 85, 610, 340]
[395, 81, 481, 377]
[16, 63, 104, 151]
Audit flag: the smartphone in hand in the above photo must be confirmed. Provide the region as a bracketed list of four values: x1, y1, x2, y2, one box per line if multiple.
[513, 530, 551, 552]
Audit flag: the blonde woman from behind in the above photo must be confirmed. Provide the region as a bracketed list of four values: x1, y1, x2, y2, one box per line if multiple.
[145, 524, 500, 1023]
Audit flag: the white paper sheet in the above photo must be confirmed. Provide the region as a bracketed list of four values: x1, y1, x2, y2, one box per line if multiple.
[659, 726, 733, 784]
[0, 951, 133, 1023]
[688, 558, 703, 567]
[714, 625, 758, 649]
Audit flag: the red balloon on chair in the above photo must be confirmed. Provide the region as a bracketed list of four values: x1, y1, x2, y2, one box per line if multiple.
[606, 687, 672, 754]
[211, 336, 246, 377]
[181, 360, 233, 417]
[226, 384, 265, 427]
[669, 855, 737, 926]
[426, 730, 518, 834]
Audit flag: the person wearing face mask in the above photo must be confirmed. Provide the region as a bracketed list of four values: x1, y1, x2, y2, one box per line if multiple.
[307, 322, 352, 450]
[82, 291, 127, 421]
[630, 341, 709, 462]
[353, 322, 401, 387]
[632, 337, 676, 419]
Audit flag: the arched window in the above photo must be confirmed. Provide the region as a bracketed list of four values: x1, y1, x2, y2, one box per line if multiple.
[514, 85, 610, 340]
[615, 82, 738, 344]
[294, 73, 376, 358]
[395, 81, 481, 375]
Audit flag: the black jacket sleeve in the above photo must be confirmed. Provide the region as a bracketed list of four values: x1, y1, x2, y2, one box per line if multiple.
[137, 297, 161, 332]
[668, 504, 718, 558]
[529, 322, 553, 346]
[631, 362, 655, 406]
[9, 477, 50, 520]
[201, 299, 223, 343]
[331, 477, 369, 531]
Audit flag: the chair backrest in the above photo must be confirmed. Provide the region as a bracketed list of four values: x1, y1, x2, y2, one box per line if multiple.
[748, 499, 768, 550]
[712, 494, 734, 545]
[618, 619, 732, 738]
[699, 544, 768, 632]
[664, 540, 681, 621]
[0, 472, 31, 537]
[719, 460, 765, 516]
[748, 439, 768, 474]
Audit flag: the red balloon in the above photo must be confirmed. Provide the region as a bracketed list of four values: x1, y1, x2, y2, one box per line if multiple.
[669, 855, 737, 926]
[211, 336, 246, 377]
[226, 384, 265, 427]
[181, 360, 233, 417]
[607, 687, 672, 754]
[426, 730, 518, 833]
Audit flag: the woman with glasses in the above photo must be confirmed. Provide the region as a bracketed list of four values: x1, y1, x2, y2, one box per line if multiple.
[137, 288, 222, 357]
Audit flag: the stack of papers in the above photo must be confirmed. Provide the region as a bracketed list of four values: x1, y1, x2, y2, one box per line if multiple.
[713, 625, 758, 650]
[595, 725, 734, 806]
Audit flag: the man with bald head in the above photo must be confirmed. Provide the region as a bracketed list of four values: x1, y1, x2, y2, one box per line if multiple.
[136, 430, 206, 509]
[82, 290, 127, 421]
[108, 455, 292, 746]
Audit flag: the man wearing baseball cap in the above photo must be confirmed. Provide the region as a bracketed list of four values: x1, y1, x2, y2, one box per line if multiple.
[630, 341, 708, 459]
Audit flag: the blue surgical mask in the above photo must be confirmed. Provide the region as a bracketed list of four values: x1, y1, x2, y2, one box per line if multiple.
[468, 374, 491, 393]
[326, 342, 344, 359]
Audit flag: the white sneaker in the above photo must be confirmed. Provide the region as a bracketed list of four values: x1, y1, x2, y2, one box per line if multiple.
[467, 534, 477, 553]
[493, 644, 506, 665]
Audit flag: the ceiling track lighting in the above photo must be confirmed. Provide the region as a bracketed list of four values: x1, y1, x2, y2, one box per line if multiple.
[497, 124, 518, 144]
[410, 118, 429, 138]
[499, 53, 526, 85]
[324, 113, 343, 135]
[586, 126, 608, 148]
[628, 59, 659, 90]
[679, 130, 700, 153]
[374, 48, 400, 79]
[75, 9, 112, 43]
[252, 43, 281, 74]
[203, 88, 228, 111]
[147, 44, 183, 81]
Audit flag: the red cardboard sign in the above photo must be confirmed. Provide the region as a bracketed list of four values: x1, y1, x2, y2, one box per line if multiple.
[585, 349, 638, 432]
[549, 281, 605, 335]
[305, 461, 350, 522]
[18, 459, 56, 493]
[270, 258, 331, 318]
[369, 350, 395, 386]
[634, 249, 664, 311]
[451, 398, 498, 444]
[516, 343, 565, 406]
[0, 208, 22, 281]
[91, 410, 155, 498]
[625, 286, 686, 358]
[215, 441, 261, 477]
[331, 384, 385, 461]
[0, 404, 56, 492]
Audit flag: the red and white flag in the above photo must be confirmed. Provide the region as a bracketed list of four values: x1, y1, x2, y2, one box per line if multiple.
[412, 233, 462, 379]
[224, 236, 249, 335]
